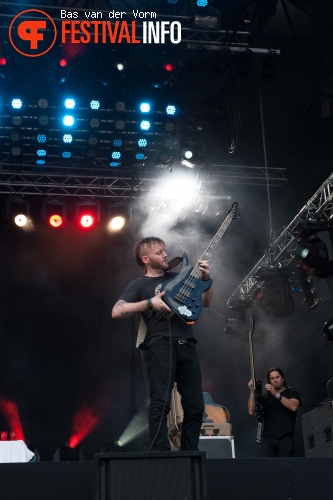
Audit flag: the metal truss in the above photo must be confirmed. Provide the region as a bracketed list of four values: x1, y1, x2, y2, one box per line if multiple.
[227, 171, 333, 307]
[0, 160, 287, 198]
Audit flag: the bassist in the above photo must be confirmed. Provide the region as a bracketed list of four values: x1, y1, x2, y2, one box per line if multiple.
[112, 236, 212, 452]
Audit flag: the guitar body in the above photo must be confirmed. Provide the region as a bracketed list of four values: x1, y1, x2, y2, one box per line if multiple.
[203, 392, 230, 423]
[161, 253, 213, 324]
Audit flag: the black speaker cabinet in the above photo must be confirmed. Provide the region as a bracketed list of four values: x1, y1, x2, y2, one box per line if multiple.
[302, 400, 333, 457]
[94, 451, 207, 500]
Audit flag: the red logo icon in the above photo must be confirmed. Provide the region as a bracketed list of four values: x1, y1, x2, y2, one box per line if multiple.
[9, 9, 57, 57]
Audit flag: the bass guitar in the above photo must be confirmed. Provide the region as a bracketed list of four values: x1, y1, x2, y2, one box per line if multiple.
[249, 316, 264, 443]
[161, 202, 238, 323]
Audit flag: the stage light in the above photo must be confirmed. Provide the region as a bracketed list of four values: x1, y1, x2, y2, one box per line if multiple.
[140, 120, 151, 131]
[116, 61, 126, 72]
[90, 118, 100, 128]
[182, 148, 193, 159]
[324, 317, 333, 341]
[76, 202, 100, 230]
[43, 199, 67, 228]
[62, 151, 71, 158]
[113, 138, 122, 147]
[11, 98, 22, 109]
[155, 152, 173, 169]
[37, 149, 46, 156]
[59, 58, 68, 67]
[90, 100, 100, 110]
[38, 98, 48, 108]
[64, 98, 75, 109]
[12, 116, 22, 126]
[140, 102, 151, 113]
[253, 267, 295, 317]
[11, 146, 21, 156]
[135, 153, 145, 160]
[37, 134, 46, 143]
[164, 61, 175, 72]
[115, 101, 126, 111]
[0, 56, 7, 66]
[38, 115, 49, 126]
[88, 135, 98, 146]
[63, 115, 74, 126]
[36, 160, 45, 165]
[14, 214, 27, 227]
[108, 205, 131, 232]
[111, 151, 121, 159]
[197, 0, 208, 6]
[53, 442, 84, 462]
[115, 119, 125, 130]
[295, 233, 333, 278]
[63, 134, 73, 143]
[138, 138, 147, 147]
[109, 162, 119, 168]
[166, 105, 176, 115]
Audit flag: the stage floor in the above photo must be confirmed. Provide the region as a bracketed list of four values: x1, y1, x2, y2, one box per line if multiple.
[0, 456, 332, 500]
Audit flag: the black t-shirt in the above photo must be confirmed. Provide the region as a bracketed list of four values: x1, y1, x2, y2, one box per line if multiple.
[119, 271, 194, 347]
[262, 387, 302, 440]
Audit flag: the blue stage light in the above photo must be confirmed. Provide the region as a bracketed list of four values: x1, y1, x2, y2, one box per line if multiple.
[37, 149, 47, 156]
[138, 138, 147, 147]
[111, 151, 121, 159]
[166, 105, 176, 115]
[63, 115, 74, 126]
[62, 151, 72, 158]
[12, 98, 22, 109]
[139, 102, 151, 113]
[90, 100, 100, 110]
[37, 134, 47, 143]
[110, 162, 119, 167]
[64, 98, 75, 109]
[113, 139, 122, 147]
[63, 134, 73, 143]
[197, 0, 208, 6]
[36, 159, 45, 165]
[140, 120, 151, 131]
[135, 153, 145, 160]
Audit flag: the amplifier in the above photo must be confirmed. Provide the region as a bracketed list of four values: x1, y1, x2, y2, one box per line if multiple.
[198, 436, 235, 459]
[302, 400, 333, 457]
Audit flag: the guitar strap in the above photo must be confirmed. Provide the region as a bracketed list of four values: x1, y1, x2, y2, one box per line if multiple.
[136, 256, 183, 348]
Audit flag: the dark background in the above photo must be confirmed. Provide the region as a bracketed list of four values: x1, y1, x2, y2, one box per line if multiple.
[1, 0, 333, 460]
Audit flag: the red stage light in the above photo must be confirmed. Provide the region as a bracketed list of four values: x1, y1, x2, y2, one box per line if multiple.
[79, 214, 95, 229]
[59, 58, 68, 67]
[49, 214, 63, 228]
[68, 406, 101, 448]
[0, 56, 7, 66]
[164, 62, 174, 72]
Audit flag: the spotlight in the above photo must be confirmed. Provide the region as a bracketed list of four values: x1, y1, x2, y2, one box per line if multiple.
[76, 202, 100, 230]
[43, 199, 67, 228]
[324, 317, 333, 341]
[254, 269, 295, 317]
[139, 102, 151, 113]
[90, 100, 100, 110]
[7, 197, 32, 229]
[64, 98, 75, 109]
[140, 120, 151, 131]
[59, 58, 68, 67]
[11, 98, 22, 109]
[0, 56, 7, 66]
[53, 442, 84, 462]
[108, 205, 131, 232]
[295, 233, 333, 278]
[63, 115, 74, 126]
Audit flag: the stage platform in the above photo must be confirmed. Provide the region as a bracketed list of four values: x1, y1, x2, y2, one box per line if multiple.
[0, 456, 332, 500]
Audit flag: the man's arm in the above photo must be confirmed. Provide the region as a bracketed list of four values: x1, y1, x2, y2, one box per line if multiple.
[279, 395, 300, 412]
[248, 380, 255, 415]
[199, 259, 213, 307]
[112, 292, 171, 319]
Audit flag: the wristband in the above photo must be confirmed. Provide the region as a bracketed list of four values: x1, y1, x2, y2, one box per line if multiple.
[275, 393, 281, 400]
[147, 298, 153, 310]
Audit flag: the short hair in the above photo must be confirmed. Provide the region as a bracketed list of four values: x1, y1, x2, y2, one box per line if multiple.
[134, 237, 165, 272]
[266, 367, 287, 387]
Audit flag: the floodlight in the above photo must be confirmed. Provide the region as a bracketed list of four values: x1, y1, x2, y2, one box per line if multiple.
[140, 120, 151, 131]
[76, 201, 100, 230]
[64, 98, 75, 109]
[90, 100, 100, 110]
[11, 98, 22, 109]
[140, 102, 151, 113]
[63, 115, 74, 126]
[108, 205, 131, 232]
[43, 199, 67, 228]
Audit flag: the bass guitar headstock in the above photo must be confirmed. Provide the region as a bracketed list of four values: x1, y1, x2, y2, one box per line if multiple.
[227, 201, 239, 219]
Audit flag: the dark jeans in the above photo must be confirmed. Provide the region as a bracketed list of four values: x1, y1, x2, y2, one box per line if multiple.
[260, 434, 294, 457]
[147, 338, 204, 451]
